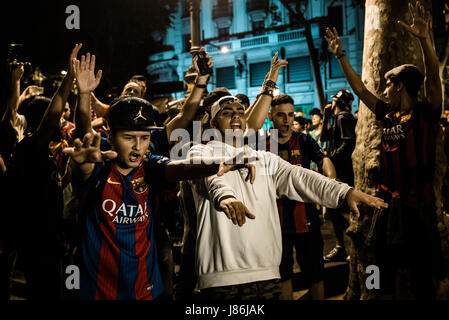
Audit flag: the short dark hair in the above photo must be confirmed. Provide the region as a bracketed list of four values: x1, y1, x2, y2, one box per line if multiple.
[235, 93, 250, 106]
[385, 64, 424, 98]
[309, 108, 322, 118]
[23, 96, 51, 134]
[294, 116, 306, 126]
[271, 94, 294, 108]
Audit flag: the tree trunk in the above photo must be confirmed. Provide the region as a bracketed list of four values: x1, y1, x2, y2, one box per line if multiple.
[346, 0, 440, 300]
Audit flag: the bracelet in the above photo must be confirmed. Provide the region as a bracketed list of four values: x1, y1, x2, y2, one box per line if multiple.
[263, 79, 277, 89]
[259, 87, 274, 99]
[195, 82, 207, 88]
[336, 51, 346, 59]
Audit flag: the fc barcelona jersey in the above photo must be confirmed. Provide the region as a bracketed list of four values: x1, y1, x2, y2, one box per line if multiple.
[79, 154, 170, 300]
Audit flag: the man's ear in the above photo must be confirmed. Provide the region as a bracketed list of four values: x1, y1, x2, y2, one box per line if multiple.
[209, 118, 215, 129]
[397, 81, 404, 92]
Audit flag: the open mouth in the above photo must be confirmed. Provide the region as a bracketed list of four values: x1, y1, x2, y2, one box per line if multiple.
[231, 123, 241, 131]
[129, 152, 141, 162]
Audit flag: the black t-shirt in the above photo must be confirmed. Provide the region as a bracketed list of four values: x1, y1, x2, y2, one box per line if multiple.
[325, 111, 356, 185]
[10, 135, 64, 250]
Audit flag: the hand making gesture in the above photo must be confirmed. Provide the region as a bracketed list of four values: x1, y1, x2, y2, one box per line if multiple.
[73, 51, 103, 94]
[266, 52, 288, 83]
[63, 132, 117, 165]
[193, 47, 214, 85]
[398, 1, 431, 39]
[324, 27, 344, 58]
[217, 151, 258, 184]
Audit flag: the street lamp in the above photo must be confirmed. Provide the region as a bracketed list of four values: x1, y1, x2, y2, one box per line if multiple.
[205, 42, 230, 54]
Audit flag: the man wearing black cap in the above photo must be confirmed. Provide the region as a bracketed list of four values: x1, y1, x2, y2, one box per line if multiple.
[320, 89, 357, 262]
[325, 1, 444, 298]
[63, 54, 254, 300]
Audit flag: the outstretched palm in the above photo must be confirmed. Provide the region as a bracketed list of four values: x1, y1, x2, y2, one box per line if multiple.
[63, 132, 116, 164]
[325, 27, 343, 57]
[74, 53, 103, 93]
[398, 1, 430, 39]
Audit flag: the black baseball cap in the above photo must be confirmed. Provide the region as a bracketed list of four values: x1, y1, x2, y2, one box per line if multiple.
[331, 89, 354, 108]
[108, 97, 157, 131]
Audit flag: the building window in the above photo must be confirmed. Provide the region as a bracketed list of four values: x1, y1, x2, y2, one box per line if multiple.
[216, 66, 236, 89]
[250, 61, 271, 87]
[329, 55, 344, 78]
[328, 6, 343, 35]
[218, 27, 230, 41]
[182, 34, 191, 52]
[287, 57, 311, 83]
[252, 20, 265, 36]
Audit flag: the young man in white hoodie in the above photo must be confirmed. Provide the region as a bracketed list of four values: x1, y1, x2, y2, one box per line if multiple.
[187, 95, 388, 300]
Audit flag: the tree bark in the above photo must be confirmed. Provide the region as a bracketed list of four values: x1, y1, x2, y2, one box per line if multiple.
[346, 0, 441, 300]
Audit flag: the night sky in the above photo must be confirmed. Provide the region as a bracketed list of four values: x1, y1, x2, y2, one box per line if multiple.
[2, 0, 178, 101]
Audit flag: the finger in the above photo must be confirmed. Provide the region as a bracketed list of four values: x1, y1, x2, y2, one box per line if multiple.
[73, 138, 83, 152]
[82, 132, 93, 148]
[220, 204, 232, 220]
[397, 20, 412, 32]
[245, 207, 256, 220]
[250, 164, 256, 184]
[408, 2, 415, 20]
[235, 205, 245, 226]
[90, 54, 96, 72]
[350, 203, 360, 218]
[62, 147, 74, 156]
[96, 70, 103, 82]
[86, 53, 91, 70]
[101, 150, 118, 160]
[272, 52, 279, 63]
[227, 204, 237, 225]
[333, 27, 339, 37]
[74, 59, 80, 75]
[80, 55, 86, 70]
[92, 132, 101, 149]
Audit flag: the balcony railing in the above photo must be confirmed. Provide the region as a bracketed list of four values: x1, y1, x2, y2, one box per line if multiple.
[202, 27, 313, 54]
[246, 0, 268, 12]
[212, 2, 233, 19]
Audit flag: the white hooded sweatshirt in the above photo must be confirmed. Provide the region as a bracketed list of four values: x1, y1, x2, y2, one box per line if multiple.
[187, 140, 351, 289]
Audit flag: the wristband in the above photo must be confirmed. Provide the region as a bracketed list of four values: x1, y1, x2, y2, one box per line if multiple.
[195, 82, 207, 88]
[336, 51, 346, 59]
[263, 79, 277, 89]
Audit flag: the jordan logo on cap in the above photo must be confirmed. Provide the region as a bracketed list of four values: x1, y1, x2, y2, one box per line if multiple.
[133, 106, 147, 121]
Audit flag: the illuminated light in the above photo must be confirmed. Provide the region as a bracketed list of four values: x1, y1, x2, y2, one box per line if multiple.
[220, 46, 229, 54]
[61, 70, 67, 75]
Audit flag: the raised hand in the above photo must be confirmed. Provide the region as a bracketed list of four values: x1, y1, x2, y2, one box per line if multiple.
[63, 132, 116, 165]
[10, 61, 24, 82]
[219, 197, 256, 226]
[68, 43, 83, 78]
[345, 189, 388, 218]
[192, 47, 214, 83]
[324, 27, 344, 57]
[73, 52, 103, 94]
[266, 52, 288, 82]
[217, 151, 259, 184]
[398, 1, 431, 39]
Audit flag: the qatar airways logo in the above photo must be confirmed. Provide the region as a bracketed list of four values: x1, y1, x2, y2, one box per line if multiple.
[102, 199, 149, 225]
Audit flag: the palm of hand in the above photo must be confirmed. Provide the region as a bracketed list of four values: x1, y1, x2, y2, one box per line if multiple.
[77, 71, 99, 93]
[71, 146, 102, 164]
[408, 17, 428, 38]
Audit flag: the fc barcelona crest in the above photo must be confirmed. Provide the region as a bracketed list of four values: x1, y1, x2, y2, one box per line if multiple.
[131, 176, 148, 194]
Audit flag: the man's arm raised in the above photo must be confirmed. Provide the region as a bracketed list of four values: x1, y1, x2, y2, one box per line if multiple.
[325, 28, 381, 114]
[398, 1, 442, 113]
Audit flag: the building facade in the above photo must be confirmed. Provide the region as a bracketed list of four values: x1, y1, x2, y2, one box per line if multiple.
[147, 0, 365, 128]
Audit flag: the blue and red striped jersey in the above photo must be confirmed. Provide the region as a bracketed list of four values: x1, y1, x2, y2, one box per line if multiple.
[79, 154, 170, 300]
[375, 100, 439, 203]
[267, 131, 324, 234]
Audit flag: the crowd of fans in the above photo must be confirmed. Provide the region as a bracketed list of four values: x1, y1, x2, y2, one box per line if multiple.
[0, 1, 447, 301]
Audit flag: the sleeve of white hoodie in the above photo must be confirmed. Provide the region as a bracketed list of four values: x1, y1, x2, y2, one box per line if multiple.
[263, 151, 351, 208]
[187, 143, 237, 210]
